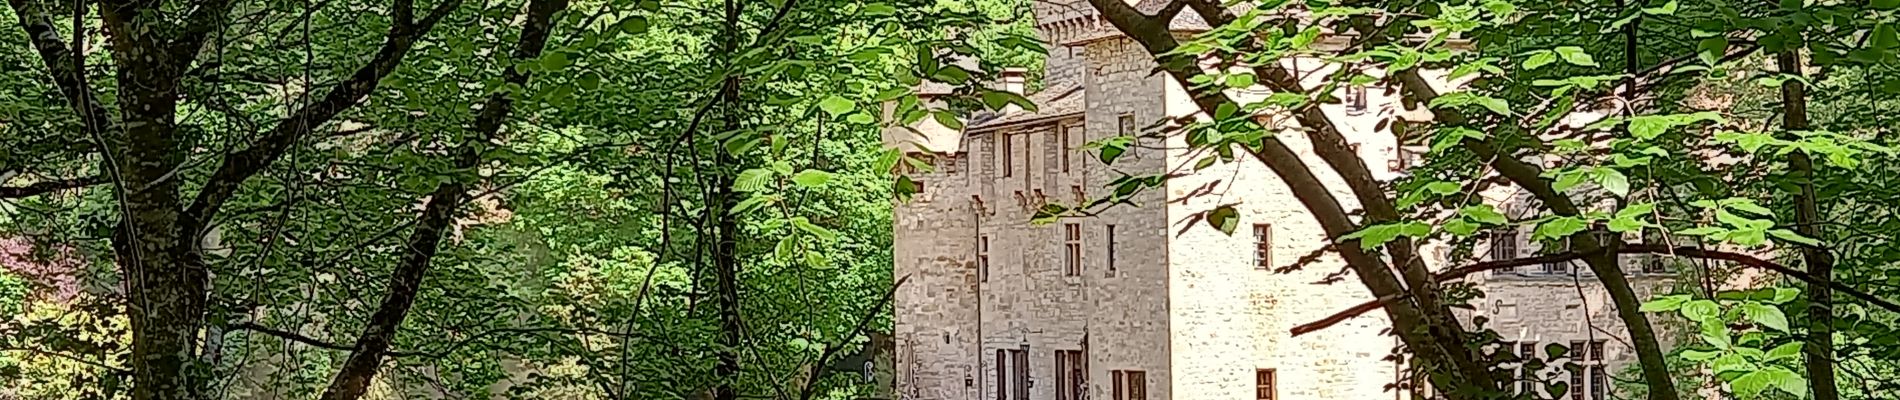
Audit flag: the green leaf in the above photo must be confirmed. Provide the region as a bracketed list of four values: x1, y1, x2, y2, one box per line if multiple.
[1340, 221, 1431, 250]
[1731, 369, 1775, 398]
[1532, 217, 1588, 242]
[734, 168, 773, 192]
[577, 71, 602, 90]
[933, 111, 964, 130]
[618, 16, 650, 34]
[1878, 0, 1900, 10]
[774, 236, 796, 261]
[791, 217, 839, 241]
[1768, 229, 1820, 246]
[862, 3, 897, 15]
[1628, 115, 1671, 140]
[1444, 219, 1480, 236]
[818, 96, 856, 116]
[1225, 73, 1257, 88]
[1698, 37, 1729, 65]
[1643, 0, 1679, 14]
[1765, 342, 1802, 362]
[1742, 303, 1789, 331]
[1771, 288, 1799, 304]
[1640, 295, 1690, 312]
[790, 170, 833, 188]
[1461, 205, 1509, 225]
[1767, 367, 1808, 398]
[1206, 205, 1239, 235]
[540, 52, 572, 71]
[1544, 342, 1570, 359]
[847, 112, 877, 124]
[1878, 24, 1900, 50]
[1553, 46, 1598, 66]
[1680, 349, 1721, 361]
[1680, 299, 1719, 322]
[1597, 168, 1630, 197]
[804, 251, 829, 269]
[1523, 50, 1558, 70]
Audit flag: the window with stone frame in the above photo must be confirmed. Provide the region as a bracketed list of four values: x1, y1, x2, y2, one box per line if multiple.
[1063, 223, 1082, 276]
[1491, 229, 1520, 274]
[1055, 350, 1085, 400]
[1253, 224, 1273, 270]
[1002, 132, 1014, 178]
[1518, 342, 1537, 395]
[1111, 370, 1146, 400]
[978, 235, 990, 282]
[1566, 340, 1609, 400]
[1255, 369, 1277, 400]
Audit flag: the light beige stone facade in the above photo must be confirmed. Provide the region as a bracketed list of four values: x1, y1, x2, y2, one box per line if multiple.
[888, 3, 1682, 400]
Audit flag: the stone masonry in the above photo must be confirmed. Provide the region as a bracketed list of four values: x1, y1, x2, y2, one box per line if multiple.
[887, 2, 1683, 399]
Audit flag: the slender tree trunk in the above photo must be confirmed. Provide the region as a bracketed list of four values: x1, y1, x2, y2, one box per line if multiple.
[1774, 50, 1839, 400]
[316, 0, 567, 397]
[711, 0, 744, 398]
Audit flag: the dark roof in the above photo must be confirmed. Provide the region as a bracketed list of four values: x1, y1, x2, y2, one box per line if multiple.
[968, 82, 1086, 131]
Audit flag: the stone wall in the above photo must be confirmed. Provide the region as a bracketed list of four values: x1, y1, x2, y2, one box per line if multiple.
[1161, 54, 1410, 400]
[1079, 36, 1177, 400]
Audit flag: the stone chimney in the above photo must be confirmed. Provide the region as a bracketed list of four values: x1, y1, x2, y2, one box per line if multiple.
[1000, 67, 1028, 113]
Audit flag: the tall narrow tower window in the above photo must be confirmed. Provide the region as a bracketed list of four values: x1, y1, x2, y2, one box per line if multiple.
[1064, 223, 1083, 276]
[1253, 224, 1273, 270]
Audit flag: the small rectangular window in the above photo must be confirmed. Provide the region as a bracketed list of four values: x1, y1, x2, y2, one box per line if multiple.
[1060, 124, 1072, 173]
[1253, 224, 1273, 270]
[979, 236, 990, 282]
[1064, 224, 1083, 276]
[1491, 229, 1519, 274]
[1002, 133, 1014, 178]
[1106, 225, 1118, 276]
[1117, 114, 1137, 161]
[1255, 369, 1277, 400]
[1111, 370, 1146, 400]
[1518, 342, 1537, 395]
[1345, 85, 1369, 115]
[1570, 363, 1585, 400]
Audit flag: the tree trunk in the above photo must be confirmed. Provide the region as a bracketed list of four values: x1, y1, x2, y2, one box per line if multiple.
[1774, 50, 1839, 400]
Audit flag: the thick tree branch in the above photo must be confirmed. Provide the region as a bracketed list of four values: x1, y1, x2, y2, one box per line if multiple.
[181, 0, 464, 237]
[0, 175, 106, 198]
[5, 0, 112, 135]
[1295, 245, 1900, 336]
[315, 0, 562, 398]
